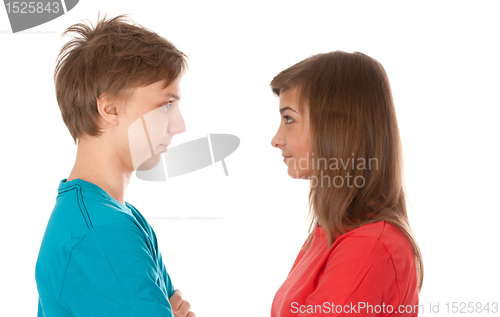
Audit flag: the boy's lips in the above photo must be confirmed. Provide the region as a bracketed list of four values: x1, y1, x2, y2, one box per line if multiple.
[157, 143, 169, 153]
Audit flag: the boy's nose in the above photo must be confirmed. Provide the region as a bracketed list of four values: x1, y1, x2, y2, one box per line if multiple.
[169, 112, 186, 135]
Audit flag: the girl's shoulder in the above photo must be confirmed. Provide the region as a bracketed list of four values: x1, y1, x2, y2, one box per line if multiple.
[336, 220, 415, 259]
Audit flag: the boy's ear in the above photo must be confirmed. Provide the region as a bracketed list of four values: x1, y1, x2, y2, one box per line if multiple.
[96, 93, 120, 126]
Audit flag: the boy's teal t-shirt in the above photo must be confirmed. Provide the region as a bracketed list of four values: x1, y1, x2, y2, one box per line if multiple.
[35, 178, 175, 317]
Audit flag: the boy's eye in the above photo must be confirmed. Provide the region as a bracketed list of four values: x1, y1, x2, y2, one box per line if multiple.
[162, 102, 172, 110]
[283, 115, 293, 124]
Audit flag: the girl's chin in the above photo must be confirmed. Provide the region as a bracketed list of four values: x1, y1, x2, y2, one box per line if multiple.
[287, 169, 311, 180]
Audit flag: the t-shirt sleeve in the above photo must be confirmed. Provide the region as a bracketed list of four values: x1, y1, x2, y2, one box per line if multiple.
[59, 223, 174, 317]
[299, 237, 400, 316]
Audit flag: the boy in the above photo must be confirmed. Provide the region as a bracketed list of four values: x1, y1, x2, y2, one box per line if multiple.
[35, 14, 195, 317]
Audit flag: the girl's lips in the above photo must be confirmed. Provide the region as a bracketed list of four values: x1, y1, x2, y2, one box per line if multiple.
[283, 156, 291, 163]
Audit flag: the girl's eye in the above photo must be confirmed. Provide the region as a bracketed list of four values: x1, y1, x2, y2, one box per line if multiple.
[283, 115, 293, 124]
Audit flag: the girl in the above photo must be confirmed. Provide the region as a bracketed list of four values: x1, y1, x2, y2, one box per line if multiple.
[270, 51, 422, 316]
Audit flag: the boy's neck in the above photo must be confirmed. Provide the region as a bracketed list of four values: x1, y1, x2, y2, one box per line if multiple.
[67, 137, 131, 208]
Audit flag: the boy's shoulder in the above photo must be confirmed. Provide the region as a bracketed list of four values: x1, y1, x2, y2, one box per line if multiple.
[35, 179, 165, 312]
[53, 178, 139, 232]
[37, 178, 154, 268]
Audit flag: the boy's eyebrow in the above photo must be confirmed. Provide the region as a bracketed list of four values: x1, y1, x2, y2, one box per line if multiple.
[280, 106, 297, 114]
[161, 92, 181, 100]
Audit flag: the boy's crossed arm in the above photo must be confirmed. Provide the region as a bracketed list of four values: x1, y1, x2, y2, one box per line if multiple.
[170, 289, 196, 317]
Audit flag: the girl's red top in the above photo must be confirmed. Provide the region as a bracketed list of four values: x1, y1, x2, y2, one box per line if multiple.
[271, 221, 419, 316]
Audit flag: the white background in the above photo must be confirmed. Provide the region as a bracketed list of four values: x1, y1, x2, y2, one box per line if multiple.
[1, 1, 499, 316]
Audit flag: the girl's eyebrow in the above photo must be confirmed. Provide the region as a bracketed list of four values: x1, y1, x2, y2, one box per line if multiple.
[279, 106, 298, 114]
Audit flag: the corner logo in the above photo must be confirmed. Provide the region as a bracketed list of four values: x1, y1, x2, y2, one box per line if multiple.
[3, 0, 79, 33]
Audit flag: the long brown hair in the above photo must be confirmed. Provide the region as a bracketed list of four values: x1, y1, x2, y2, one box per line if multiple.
[270, 51, 423, 291]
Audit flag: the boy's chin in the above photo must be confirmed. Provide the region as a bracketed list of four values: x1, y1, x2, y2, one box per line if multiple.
[137, 154, 162, 171]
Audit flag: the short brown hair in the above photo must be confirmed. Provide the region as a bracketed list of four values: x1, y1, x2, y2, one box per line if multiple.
[271, 51, 423, 291]
[54, 13, 188, 144]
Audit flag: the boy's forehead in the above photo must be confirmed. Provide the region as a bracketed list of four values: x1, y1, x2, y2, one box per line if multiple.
[132, 80, 181, 99]
[159, 89, 181, 100]
[157, 79, 181, 98]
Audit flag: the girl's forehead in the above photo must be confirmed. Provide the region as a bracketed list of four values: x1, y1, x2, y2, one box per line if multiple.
[279, 87, 310, 116]
[279, 88, 300, 108]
